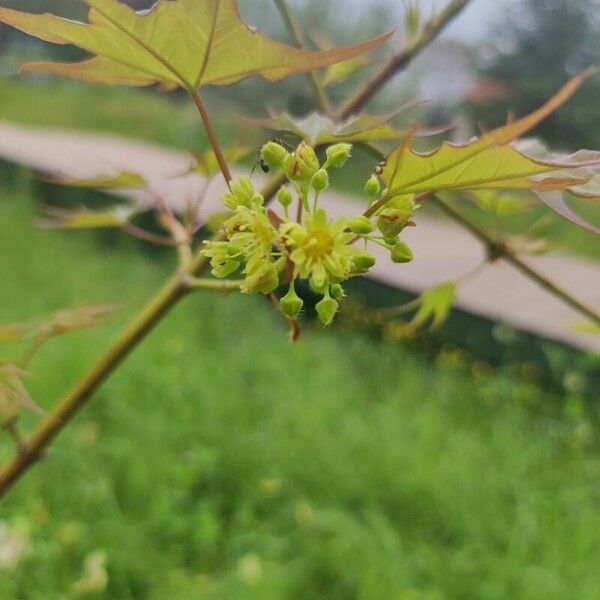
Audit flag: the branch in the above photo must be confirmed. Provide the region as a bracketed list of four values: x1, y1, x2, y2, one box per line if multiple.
[338, 0, 473, 119]
[273, 0, 333, 114]
[0, 0, 476, 498]
[185, 278, 243, 292]
[432, 196, 600, 326]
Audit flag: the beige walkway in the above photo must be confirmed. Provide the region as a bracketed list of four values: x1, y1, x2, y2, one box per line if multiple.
[1, 121, 599, 351]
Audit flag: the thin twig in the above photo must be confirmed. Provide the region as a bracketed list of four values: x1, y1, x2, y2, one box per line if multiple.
[0, 0, 493, 499]
[338, 0, 473, 119]
[185, 278, 243, 292]
[122, 223, 177, 247]
[432, 196, 600, 326]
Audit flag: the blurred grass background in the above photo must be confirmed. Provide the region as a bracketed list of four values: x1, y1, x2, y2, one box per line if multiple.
[1, 0, 600, 597]
[2, 185, 600, 599]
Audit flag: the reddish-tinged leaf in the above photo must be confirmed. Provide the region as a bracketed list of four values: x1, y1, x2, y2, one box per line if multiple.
[0, 0, 393, 90]
[535, 191, 600, 235]
[381, 71, 597, 199]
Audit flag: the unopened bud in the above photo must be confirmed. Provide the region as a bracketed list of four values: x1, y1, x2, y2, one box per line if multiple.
[261, 141, 289, 169]
[325, 143, 352, 168]
[280, 283, 304, 318]
[391, 241, 414, 263]
[311, 168, 329, 193]
[330, 283, 345, 301]
[241, 263, 279, 295]
[348, 215, 375, 235]
[364, 175, 381, 197]
[316, 295, 339, 326]
[352, 251, 376, 273]
[277, 186, 293, 209]
[223, 176, 263, 209]
[284, 143, 320, 181]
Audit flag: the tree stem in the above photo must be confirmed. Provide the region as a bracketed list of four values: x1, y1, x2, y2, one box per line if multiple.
[338, 0, 473, 119]
[0, 0, 510, 500]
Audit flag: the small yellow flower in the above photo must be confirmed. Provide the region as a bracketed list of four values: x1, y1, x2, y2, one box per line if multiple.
[222, 176, 264, 210]
[281, 209, 359, 292]
[203, 206, 278, 292]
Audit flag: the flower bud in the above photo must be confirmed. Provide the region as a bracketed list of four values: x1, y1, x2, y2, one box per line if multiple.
[377, 195, 416, 238]
[316, 295, 339, 326]
[280, 283, 303, 318]
[241, 263, 279, 295]
[330, 283, 345, 301]
[352, 251, 376, 273]
[311, 168, 329, 193]
[364, 175, 381, 197]
[223, 176, 263, 210]
[391, 241, 414, 263]
[325, 143, 352, 168]
[284, 143, 320, 182]
[261, 141, 289, 169]
[348, 215, 375, 235]
[277, 186, 293, 210]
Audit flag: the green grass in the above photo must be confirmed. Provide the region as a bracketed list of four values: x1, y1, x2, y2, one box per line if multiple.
[1, 183, 600, 599]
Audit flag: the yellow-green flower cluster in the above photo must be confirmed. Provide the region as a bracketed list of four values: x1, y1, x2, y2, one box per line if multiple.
[203, 178, 281, 294]
[202, 141, 416, 327]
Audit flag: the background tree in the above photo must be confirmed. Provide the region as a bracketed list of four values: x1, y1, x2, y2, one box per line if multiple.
[469, 0, 600, 150]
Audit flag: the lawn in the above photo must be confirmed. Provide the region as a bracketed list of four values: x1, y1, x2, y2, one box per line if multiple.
[1, 178, 600, 598]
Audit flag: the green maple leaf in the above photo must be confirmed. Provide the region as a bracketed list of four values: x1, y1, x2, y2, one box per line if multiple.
[38, 204, 139, 230]
[251, 109, 446, 146]
[381, 70, 600, 200]
[0, 0, 392, 91]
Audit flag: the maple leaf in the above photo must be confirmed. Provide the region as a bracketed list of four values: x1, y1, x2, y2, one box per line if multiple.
[250, 110, 448, 146]
[380, 71, 600, 203]
[0, 0, 392, 91]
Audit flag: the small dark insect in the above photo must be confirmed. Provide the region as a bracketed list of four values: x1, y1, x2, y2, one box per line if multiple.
[252, 137, 296, 176]
[375, 159, 387, 176]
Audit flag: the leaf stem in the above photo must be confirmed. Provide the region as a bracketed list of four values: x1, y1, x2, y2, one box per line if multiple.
[189, 89, 233, 186]
[186, 278, 243, 292]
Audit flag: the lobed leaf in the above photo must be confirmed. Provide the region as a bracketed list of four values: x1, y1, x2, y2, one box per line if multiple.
[381, 71, 599, 201]
[43, 171, 147, 189]
[0, 0, 393, 90]
[38, 205, 138, 230]
[534, 191, 600, 235]
[251, 110, 445, 146]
